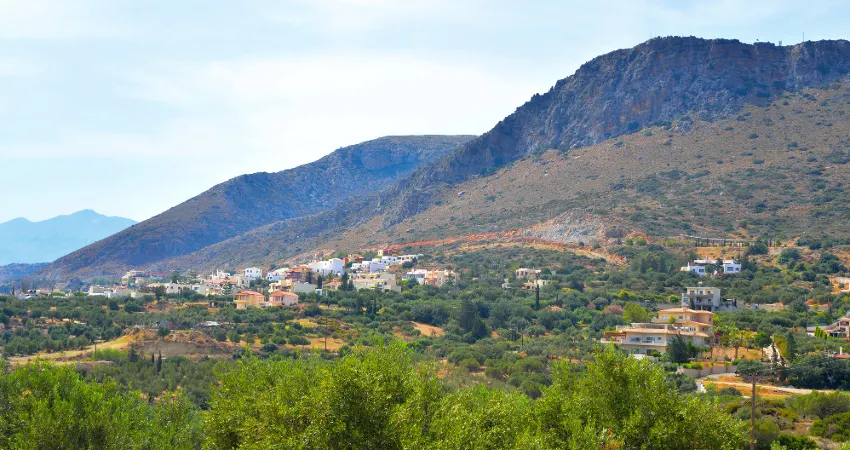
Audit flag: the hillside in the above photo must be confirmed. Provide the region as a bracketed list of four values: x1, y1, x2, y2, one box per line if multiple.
[0, 210, 136, 265]
[0, 263, 49, 283]
[168, 83, 850, 271]
[160, 37, 850, 272]
[38, 135, 474, 278]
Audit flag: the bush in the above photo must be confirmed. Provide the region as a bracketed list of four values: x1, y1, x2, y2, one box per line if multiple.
[774, 434, 818, 449]
[786, 391, 850, 419]
[811, 411, 850, 441]
[753, 417, 780, 449]
[288, 335, 310, 346]
[718, 387, 742, 397]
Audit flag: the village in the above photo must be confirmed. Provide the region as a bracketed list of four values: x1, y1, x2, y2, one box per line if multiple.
[61, 250, 459, 309]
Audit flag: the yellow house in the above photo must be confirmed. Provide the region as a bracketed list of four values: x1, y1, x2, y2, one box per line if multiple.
[655, 307, 714, 334]
[234, 290, 265, 310]
[602, 307, 715, 356]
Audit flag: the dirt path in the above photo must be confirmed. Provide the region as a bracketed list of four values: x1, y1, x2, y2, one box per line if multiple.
[698, 373, 833, 395]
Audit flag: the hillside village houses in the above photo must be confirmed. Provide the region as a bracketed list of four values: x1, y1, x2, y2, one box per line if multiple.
[680, 259, 742, 276]
[515, 268, 541, 279]
[76, 251, 438, 305]
[602, 307, 715, 357]
[681, 284, 738, 312]
[352, 272, 401, 292]
[404, 269, 458, 287]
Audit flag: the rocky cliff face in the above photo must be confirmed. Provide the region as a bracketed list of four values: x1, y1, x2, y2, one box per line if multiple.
[381, 37, 850, 224]
[39, 135, 474, 278]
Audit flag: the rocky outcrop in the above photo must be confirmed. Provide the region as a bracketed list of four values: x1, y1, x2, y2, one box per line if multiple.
[520, 210, 610, 245]
[381, 37, 850, 224]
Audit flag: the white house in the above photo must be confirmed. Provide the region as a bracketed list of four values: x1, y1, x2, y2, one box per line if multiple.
[354, 260, 387, 273]
[399, 254, 423, 263]
[681, 259, 741, 276]
[515, 268, 540, 279]
[265, 269, 287, 282]
[308, 258, 345, 276]
[682, 286, 722, 311]
[209, 269, 232, 280]
[244, 267, 263, 280]
[405, 269, 429, 285]
[377, 256, 400, 265]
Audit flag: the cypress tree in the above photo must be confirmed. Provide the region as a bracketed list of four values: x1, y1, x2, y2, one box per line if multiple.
[535, 285, 540, 311]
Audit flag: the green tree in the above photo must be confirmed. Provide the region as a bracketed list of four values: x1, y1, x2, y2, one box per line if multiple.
[534, 347, 747, 449]
[665, 334, 691, 364]
[535, 285, 540, 311]
[623, 303, 650, 323]
[0, 361, 199, 449]
[457, 299, 479, 334]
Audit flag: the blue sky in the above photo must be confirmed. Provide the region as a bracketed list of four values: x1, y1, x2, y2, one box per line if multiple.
[1, 0, 849, 223]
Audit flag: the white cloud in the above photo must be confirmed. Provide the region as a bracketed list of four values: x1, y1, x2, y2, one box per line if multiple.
[8, 52, 544, 169]
[0, 0, 127, 39]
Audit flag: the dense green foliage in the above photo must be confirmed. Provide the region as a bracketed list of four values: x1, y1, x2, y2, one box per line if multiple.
[204, 343, 746, 450]
[0, 361, 199, 449]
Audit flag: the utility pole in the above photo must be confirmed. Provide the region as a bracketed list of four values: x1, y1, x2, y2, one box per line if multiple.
[750, 375, 757, 450]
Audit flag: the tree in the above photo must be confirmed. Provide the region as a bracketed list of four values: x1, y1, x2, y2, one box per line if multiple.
[127, 346, 139, 363]
[170, 270, 180, 284]
[754, 332, 772, 356]
[786, 391, 850, 420]
[535, 347, 746, 449]
[666, 334, 691, 363]
[156, 351, 163, 373]
[317, 276, 323, 290]
[784, 332, 798, 361]
[534, 284, 541, 311]
[623, 303, 650, 323]
[0, 362, 199, 449]
[457, 299, 479, 334]
[157, 326, 171, 339]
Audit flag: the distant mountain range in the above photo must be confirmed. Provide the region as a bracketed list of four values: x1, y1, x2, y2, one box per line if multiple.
[0, 210, 136, 265]
[34, 37, 850, 279]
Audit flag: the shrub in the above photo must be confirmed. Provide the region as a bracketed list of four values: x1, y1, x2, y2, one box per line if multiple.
[786, 391, 850, 419]
[811, 411, 850, 441]
[774, 433, 818, 449]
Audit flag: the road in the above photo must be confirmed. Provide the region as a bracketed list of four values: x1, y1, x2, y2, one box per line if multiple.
[697, 373, 833, 395]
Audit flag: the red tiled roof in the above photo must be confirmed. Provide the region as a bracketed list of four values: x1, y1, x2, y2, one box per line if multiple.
[235, 290, 264, 298]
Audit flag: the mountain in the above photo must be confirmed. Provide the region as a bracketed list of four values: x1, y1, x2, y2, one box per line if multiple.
[37, 37, 850, 277]
[159, 37, 850, 272]
[0, 210, 136, 265]
[38, 135, 474, 278]
[0, 263, 49, 283]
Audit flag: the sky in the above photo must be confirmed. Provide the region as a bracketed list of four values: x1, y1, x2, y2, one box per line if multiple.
[1, 0, 849, 223]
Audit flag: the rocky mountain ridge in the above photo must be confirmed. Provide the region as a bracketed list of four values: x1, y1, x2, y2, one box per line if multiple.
[36, 37, 850, 278]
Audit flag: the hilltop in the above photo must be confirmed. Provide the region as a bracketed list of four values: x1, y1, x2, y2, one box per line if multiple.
[0, 210, 136, 265]
[38, 135, 474, 278]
